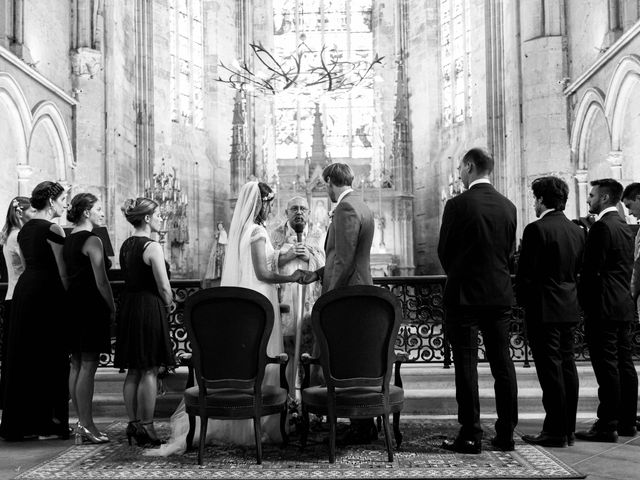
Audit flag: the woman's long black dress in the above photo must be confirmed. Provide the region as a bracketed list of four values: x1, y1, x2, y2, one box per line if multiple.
[64, 230, 112, 354]
[0, 219, 69, 440]
[114, 236, 174, 369]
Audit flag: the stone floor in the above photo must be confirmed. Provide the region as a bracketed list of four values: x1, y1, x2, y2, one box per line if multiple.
[0, 415, 638, 480]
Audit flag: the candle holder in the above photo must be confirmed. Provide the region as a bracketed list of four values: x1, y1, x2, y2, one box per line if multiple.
[144, 160, 189, 245]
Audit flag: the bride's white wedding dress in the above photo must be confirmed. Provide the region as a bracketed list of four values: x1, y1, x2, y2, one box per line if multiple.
[146, 183, 285, 456]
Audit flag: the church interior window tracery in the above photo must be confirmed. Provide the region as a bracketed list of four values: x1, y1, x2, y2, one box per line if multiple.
[272, 0, 375, 175]
[168, 0, 204, 129]
[440, 0, 471, 127]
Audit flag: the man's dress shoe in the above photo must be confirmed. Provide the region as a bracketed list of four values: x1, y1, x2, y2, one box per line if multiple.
[441, 438, 482, 454]
[336, 425, 378, 446]
[490, 436, 515, 451]
[567, 432, 575, 446]
[617, 425, 637, 437]
[575, 427, 618, 443]
[521, 432, 567, 448]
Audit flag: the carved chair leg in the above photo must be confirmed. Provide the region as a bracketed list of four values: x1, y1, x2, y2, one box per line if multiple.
[393, 411, 402, 449]
[280, 404, 289, 447]
[253, 417, 263, 465]
[198, 415, 208, 465]
[186, 414, 195, 451]
[328, 412, 337, 464]
[382, 413, 393, 462]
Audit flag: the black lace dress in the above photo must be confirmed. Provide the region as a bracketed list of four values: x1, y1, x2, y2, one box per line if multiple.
[64, 230, 112, 354]
[0, 219, 69, 440]
[114, 236, 174, 369]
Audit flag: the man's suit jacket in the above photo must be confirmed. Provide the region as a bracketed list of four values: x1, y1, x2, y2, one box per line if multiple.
[515, 211, 585, 323]
[578, 210, 635, 322]
[318, 192, 374, 294]
[438, 183, 517, 307]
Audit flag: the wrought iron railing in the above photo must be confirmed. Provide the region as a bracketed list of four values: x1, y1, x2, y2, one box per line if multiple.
[1, 277, 638, 368]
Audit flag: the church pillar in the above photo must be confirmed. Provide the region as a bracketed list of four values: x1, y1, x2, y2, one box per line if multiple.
[607, 150, 623, 180]
[603, 0, 623, 47]
[8, 0, 33, 62]
[16, 163, 33, 196]
[134, 0, 154, 193]
[575, 169, 589, 218]
[70, 0, 107, 218]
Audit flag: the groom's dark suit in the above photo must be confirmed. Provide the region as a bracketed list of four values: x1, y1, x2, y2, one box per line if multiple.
[317, 191, 374, 293]
[438, 182, 518, 443]
[578, 210, 638, 433]
[515, 210, 585, 439]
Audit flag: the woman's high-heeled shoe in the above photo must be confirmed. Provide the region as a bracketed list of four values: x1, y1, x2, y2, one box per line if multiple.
[75, 424, 109, 444]
[76, 421, 107, 440]
[138, 421, 165, 447]
[126, 420, 142, 446]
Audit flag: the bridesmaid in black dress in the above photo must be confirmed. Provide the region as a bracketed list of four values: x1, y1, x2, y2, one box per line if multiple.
[114, 198, 174, 446]
[0, 181, 70, 441]
[64, 193, 115, 444]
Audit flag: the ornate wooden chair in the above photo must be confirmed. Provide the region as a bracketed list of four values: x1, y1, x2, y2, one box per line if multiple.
[183, 287, 289, 465]
[300, 285, 405, 463]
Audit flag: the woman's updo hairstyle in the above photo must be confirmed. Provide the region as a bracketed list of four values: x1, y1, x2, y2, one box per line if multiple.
[30, 181, 65, 210]
[121, 197, 158, 228]
[67, 193, 98, 224]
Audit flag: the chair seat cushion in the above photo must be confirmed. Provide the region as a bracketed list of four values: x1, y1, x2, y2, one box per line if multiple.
[184, 385, 287, 410]
[302, 385, 404, 410]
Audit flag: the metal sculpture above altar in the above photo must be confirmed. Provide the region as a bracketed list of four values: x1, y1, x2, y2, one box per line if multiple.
[217, 41, 383, 96]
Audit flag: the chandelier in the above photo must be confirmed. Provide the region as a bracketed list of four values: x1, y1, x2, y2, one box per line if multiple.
[217, 40, 383, 96]
[144, 161, 188, 245]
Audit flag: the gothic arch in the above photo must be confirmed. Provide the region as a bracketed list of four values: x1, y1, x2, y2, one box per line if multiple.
[30, 101, 76, 179]
[0, 72, 32, 165]
[570, 87, 608, 170]
[605, 55, 640, 151]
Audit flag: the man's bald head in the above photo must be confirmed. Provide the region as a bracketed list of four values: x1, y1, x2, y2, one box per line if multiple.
[286, 196, 309, 228]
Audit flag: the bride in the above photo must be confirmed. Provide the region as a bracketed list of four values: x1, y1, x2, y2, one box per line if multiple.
[146, 181, 303, 455]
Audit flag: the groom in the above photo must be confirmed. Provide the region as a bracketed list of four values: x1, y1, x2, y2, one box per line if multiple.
[301, 163, 374, 293]
[299, 162, 376, 443]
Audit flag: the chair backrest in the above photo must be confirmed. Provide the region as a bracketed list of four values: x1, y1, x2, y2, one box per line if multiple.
[184, 286, 274, 390]
[311, 285, 402, 389]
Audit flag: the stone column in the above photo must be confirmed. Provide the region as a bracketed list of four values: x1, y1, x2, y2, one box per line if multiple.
[575, 169, 589, 218]
[16, 163, 33, 196]
[607, 150, 623, 180]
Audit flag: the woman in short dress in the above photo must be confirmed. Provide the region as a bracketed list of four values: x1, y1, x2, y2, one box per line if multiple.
[114, 197, 174, 447]
[64, 193, 115, 444]
[0, 182, 69, 441]
[0, 196, 35, 408]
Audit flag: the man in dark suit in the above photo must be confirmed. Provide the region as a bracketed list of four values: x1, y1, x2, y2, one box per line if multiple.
[516, 177, 585, 447]
[438, 148, 518, 454]
[301, 162, 375, 443]
[576, 179, 638, 442]
[621, 183, 640, 433]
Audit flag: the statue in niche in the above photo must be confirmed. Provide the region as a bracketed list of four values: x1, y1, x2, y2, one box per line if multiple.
[202, 222, 228, 287]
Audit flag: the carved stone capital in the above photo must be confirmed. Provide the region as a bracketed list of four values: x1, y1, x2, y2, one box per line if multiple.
[16, 163, 33, 180]
[70, 47, 103, 78]
[574, 169, 588, 184]
[606, 150, 623, 166]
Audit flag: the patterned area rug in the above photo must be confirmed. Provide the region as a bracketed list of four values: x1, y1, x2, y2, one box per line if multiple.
[17, 421, 584, 479]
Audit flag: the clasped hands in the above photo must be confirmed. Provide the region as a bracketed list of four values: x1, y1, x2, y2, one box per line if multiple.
[290, 269, 318, 284]
[284, 243, 310, 262]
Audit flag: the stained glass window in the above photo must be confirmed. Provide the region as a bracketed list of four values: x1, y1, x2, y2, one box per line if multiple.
[440, 0, 471, 127]
[272, 0, 375, 164]
[168, 0, 204, 129]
